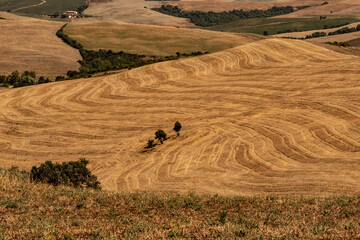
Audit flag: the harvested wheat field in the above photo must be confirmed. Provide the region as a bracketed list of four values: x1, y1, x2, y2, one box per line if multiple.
[0, 38, 360, 196]
[85, 0, 195, 27]
[0, 12, 81, 76]
[65, 21, 264, 56]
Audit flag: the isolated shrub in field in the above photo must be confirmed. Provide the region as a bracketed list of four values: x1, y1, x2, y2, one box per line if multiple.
[30, 158, 101, 189]
[155, 130, 167, 144]
[146, 139, 155, 149]
[173, 121, 182, 136]
[55, 76, 66, 81]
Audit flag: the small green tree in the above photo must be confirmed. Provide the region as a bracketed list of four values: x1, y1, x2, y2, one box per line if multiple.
[263, 31, 269, 36]
[30, 158, 101, 189]
[155, 130, 167, 144]
[173, 121, 182, 136]
[146, 139, 154, 149]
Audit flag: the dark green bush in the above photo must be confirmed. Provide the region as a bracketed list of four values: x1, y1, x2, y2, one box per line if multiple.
[155, 130, 167, 144]
[152, 5, 295, 27]
[173, 121, 182, 136]
[30, 158, 101, 189]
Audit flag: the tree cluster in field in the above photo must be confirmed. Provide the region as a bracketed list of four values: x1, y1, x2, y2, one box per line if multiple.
[325, 41, 351, 47]
[305, 24, 360, 39]
[146, 122, 182, 149]
[323, 22, 350, 29]
[280, 24, 360, 40]
[152, 5, 296, 27]
[56, 24, 207, 79]
[30, 158, 101, 189]
[0, 71, 53, 88]
[274, 22, 351, 35]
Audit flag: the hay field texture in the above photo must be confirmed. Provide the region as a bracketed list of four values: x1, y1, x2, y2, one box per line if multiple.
[1, 38, 360, 196]
[0, 12, 81, 76]
[85, 0, 195, 27]
[64, 22, 264, 56]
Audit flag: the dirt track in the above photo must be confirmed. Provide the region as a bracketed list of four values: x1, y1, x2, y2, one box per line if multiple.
[1, 38, 360, 196]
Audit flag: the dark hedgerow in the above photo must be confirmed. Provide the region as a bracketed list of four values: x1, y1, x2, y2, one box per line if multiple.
[30, 158, 101, 189]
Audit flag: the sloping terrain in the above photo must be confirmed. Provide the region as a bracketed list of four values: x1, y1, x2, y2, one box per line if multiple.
[0, 39, 360, 196]
[167, 0, 321, 12]
[85, 0, 195, 27]
[65, 21, 264, 56]
[0, 0, 86, 15]
[0, 12, 81, 76]
[275, 21, 360, 38]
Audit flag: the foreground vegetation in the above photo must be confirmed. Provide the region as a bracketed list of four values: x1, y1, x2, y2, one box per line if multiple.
[1, 168, 360, 239]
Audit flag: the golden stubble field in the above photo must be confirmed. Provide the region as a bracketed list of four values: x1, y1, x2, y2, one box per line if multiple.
[0, 38, 360, 196]
[65, 21, 264, 56]
[85, 0, 195, 27]
[0, 12, 81, 76]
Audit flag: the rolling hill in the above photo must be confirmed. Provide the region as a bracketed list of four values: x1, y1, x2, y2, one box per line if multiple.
[0, 38, 359, 196]
[84, 0, 195, 27]
[0, 12, 81, 76]
[64, 21, 264, 56]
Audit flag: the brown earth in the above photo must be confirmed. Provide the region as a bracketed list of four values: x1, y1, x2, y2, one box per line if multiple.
[0, 12, 81, 76]
[1, 38, 360, 196]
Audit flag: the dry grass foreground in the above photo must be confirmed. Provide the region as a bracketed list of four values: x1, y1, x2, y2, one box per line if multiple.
[1, 170, 360, 239]
[65, 21, 264, 56]
[85, 0, 195, 27]
[0, 38, 360, 196]
[0, 12, 81, 76]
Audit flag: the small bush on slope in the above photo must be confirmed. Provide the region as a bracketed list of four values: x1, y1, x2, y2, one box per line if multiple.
[30, 158, 101, 189]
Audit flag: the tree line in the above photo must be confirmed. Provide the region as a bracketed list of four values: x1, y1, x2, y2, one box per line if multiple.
[275, 22, 351, 35]
[152, 5, 297, 27]
[280, 24, 360, 40]
[0, 71, 62, 88]
[57, 24, 207, 79]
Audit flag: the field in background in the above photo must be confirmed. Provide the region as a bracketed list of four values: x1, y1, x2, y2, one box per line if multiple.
[165, 0, 321, 12]
[84, 0, 195, 28]
[0, 0, 86, 15]
[0, 12, 81, 76]
[65, 22, 264, 56]
[1, 169, 360, 239]
[0, 38, 360, 196]
[208, 17, 358, 35]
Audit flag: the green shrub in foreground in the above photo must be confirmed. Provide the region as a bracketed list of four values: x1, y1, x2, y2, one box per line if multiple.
[30, 158, 101, 189]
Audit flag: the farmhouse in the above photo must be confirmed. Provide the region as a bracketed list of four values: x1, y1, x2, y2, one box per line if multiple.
[62, 11, 78, 19]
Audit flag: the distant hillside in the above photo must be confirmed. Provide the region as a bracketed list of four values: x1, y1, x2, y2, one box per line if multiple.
[0, 0, 86, 15]
[65, 22, 264, 56]
[0, 13, 81, 76]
